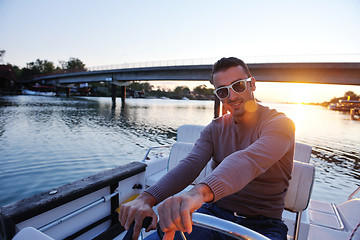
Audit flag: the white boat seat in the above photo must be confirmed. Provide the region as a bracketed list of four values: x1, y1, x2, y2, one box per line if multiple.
[145, 142, 211, 186]
[177, 124, 205, 143]
[284, 160, 315, 240]
[285, 161, 315, 212]
[168, 142, 212, 185]
[336, 198, 360, 232]
[308, 224, 352, 239]
[294, 142, 312, 163]
[12, 227, 54, 240]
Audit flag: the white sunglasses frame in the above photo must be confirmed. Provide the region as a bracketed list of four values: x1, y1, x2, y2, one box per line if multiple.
[213, 77, 252, 100]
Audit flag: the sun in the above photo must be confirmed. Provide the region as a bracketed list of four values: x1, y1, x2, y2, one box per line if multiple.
[282, 83, 316, 104]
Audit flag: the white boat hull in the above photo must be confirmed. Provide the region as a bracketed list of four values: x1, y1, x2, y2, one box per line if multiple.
[22, 90, 56, 96]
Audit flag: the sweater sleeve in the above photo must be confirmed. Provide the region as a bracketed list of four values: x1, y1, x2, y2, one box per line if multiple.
[198, 114, 295, 202]
[145, 124, 214, 204]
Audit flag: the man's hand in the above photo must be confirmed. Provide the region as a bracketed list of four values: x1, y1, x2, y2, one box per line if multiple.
[118, 192, 157, 240]
[157, 184, 214, 240]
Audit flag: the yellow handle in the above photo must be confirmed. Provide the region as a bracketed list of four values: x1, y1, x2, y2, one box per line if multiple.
[115, 194, 140, 213]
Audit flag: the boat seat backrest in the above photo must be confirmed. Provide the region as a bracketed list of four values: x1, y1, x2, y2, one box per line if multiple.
[177, 124, 205, 143]
[168, 142, 194, 171]
[13, 227, 54, 240]
[168, 142, 211, 184]
[284, 160, 315, 212]
[294, 142, 312, 163]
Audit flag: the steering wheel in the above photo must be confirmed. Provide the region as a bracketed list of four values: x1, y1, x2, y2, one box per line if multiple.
[157, 212, 270, 240]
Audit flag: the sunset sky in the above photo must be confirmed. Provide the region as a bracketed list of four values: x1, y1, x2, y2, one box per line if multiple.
[1, 0, 359, 103]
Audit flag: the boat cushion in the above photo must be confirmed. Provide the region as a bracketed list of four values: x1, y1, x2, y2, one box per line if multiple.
[168, 142, 211, 184]
[294, 142, 312, 163]
[285, 161, 315, 212]
[336, 199, 360, 231]
[12, 227, 54, 240]
[177, 125, 205, 143]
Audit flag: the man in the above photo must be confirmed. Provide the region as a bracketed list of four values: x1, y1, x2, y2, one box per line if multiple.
[119, 57, 295, 240]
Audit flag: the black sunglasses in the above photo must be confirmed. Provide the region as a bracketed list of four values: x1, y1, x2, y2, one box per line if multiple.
[213, 77, 252, 100]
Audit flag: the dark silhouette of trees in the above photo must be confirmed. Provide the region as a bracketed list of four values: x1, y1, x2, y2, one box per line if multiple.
[0, 49, 5, 63]
[129, 81, 153, 92]
[60, 58, 86, 71]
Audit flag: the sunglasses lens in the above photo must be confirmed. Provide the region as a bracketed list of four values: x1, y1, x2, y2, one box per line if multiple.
[215, 88, 228, 99]
[232, 81, 246, 93]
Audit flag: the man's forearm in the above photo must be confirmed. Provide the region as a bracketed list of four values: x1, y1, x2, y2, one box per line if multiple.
[191, 183, 214, 203]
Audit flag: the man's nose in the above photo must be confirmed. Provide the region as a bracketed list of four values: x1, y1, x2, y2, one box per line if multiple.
[228, 87, 237, 101]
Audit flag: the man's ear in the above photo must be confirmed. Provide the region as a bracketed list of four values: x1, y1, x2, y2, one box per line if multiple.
[250, 77, 256, 91]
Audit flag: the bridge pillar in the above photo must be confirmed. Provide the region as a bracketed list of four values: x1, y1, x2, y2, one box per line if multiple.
[66, 88, 70, 97]
[120, 86, 126, 105]
[111, 84, 117, 106]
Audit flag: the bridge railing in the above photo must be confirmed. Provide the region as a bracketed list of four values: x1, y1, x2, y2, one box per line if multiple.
[86, 58, 216, 71]
[86, 54, 360, 72]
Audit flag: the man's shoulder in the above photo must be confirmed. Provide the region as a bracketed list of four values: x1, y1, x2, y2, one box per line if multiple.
[211, 113, 234, 126]
[214, 112, 234, 121]
[259, 104, 290, 120]
[258, 104, 295, 131]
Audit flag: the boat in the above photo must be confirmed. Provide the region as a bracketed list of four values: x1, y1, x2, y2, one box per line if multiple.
[21, 89, 56, 96]
[350, 108, 360, 120]
[22, 84, 56, 97]
[1, 124, 359, 240]
[328, 99, 360, 112]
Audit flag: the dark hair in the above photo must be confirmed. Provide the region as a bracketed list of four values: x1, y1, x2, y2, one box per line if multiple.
[211, 57, 252, 84]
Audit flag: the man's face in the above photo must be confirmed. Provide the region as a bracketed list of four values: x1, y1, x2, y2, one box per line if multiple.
[213, 66, 255, 119]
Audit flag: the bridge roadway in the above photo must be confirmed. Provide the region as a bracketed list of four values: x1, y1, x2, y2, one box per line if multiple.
[27, 62, 360, 86]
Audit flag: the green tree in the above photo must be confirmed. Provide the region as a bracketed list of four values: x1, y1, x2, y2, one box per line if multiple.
[174, 86, 190, 95]
[61, 58, 86, 71]
[19, 59, 55, 80]
[26, 59, 55, 74]
[129, 81, 153, 92]
[193, 84, 214, 95]
[7, 64, 21, 79]
[344, 91, 358, 100]
[142, 82, 153, 92]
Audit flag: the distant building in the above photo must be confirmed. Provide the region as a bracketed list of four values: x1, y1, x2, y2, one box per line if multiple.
[126, 89, 145, 98]
[328, 99, 360, 111]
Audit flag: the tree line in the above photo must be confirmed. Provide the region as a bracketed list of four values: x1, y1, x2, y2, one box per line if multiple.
[328, 91, 359, 103]
[1, 49, 215, 99]
[1, 49, 86, 81]
[92, 81, 215, 100]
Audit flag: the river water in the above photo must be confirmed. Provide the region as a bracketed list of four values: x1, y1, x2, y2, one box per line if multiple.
[0, 95, 359, 207]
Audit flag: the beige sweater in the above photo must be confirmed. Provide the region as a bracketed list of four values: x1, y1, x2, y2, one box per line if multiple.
[145, 104, 295, 219]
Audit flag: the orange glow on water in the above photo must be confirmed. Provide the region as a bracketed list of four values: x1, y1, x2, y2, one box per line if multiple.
[254, 82, 360, 104]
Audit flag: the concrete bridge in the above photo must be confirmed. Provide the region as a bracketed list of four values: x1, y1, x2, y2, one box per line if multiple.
[21, 62, 360, 112]
[25, 62, 360, 86]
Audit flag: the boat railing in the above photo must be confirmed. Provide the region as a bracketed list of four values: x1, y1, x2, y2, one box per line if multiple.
[348, 186, 360, 200]
[142, 145, 172, 162]
[38, 191, 119, 232]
